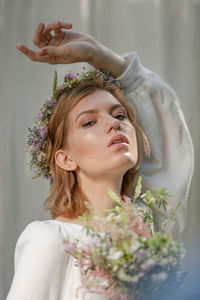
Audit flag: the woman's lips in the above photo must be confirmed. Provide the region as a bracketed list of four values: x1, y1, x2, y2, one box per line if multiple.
[108, 133, 129, 147]
[109, 142, 129, 148]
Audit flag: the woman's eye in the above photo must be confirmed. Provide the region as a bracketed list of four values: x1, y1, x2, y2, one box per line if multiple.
[82, 121, 96, 127]
[82, 114, 127, 128]
[115, 114, 127, 120]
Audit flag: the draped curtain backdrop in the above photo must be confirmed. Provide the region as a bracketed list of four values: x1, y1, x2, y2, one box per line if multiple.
[0, 0, 199, 298]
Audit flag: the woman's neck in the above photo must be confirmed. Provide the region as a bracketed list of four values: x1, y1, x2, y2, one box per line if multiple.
[77, 172, 123, 217]
[54, 173, 124, 225]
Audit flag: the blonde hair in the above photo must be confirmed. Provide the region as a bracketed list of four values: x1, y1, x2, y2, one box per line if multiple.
[43, 76, 150, 219]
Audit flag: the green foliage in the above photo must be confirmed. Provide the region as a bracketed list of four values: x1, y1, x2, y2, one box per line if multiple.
[107, 189, 122, 207]
[133, 176, 142, 203]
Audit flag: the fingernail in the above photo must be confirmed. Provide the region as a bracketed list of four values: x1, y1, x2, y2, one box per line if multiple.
[16, 43, 22, 49]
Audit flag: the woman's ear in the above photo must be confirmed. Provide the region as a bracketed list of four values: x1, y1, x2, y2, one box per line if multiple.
[55, 149, 77, 171]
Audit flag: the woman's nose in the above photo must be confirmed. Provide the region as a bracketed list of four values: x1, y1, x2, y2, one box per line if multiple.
[104, 116, 121, 133]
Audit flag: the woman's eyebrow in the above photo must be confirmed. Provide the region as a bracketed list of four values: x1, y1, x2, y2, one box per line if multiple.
[75, 104, 125, 122]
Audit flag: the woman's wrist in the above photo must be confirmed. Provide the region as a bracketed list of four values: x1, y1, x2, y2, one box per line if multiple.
[88, 41, 129, 78]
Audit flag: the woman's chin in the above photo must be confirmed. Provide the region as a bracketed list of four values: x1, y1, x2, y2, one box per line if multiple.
[107, 158, 137, 175]
[111, 153, 137, 168]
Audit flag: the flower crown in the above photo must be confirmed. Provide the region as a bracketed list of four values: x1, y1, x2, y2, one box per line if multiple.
[26, 67, 117, 184]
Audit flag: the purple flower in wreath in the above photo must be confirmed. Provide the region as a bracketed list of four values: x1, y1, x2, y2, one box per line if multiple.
[56, 85, 65, 92]
[38, 124, 47, 138]
[33, 136, 40, 144]
[47, 99, 56, 107]
[33, 142, 42, 151]
[108, 75, 114, 83]
[37, 113, 45, 121]
[65, 71, 76, 80]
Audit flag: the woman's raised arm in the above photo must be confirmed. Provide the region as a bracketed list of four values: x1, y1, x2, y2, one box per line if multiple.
[16, 21, 129, 78]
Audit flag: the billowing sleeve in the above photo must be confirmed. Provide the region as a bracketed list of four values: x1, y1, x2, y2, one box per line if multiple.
[116, 51, 194, 237]
[6, 221, 70, 300]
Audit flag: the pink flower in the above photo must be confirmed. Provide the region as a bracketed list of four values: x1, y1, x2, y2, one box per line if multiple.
[65, 242, 77, 252]
[65, 72, 76, 80]
[90, 236, 101, 247]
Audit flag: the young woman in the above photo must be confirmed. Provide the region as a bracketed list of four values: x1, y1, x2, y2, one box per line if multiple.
[6, 21, 194, 300]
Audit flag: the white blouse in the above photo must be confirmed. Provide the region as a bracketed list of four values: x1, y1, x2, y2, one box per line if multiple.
[6, 220, 108, 300]
[6, 51, 194, 300]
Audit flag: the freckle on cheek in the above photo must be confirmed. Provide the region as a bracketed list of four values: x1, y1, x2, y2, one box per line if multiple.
[88, 155, 101, 160]
[88, 152, 105, 160]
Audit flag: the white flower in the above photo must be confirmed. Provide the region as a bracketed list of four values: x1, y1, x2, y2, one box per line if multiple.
[150, 197, 155, 204]
[106, 213, 115, 222]
[113, 265, 119, 272]
[131, 241, 141, 253]
[162, 248, 168, 255]
[141, 193, 146, 198]
[107, 249, 124, 260]
[141, 237, 147, 243]
[116, 215, 121, 221]
[160, 258, 168, 265]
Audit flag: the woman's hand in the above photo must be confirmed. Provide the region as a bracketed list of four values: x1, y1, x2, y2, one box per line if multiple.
[16, 21, 129, 78]
[16, 21, 97, 65]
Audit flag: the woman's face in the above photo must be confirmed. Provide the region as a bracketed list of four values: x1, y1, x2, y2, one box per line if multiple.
[65, 89, 138, 179]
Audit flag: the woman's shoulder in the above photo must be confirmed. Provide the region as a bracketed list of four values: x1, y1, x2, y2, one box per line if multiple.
[15, 219, 86, 247]
[13, 220, 80, 274]
[14, 220, 67, 250]
[14, 221, 68, 262]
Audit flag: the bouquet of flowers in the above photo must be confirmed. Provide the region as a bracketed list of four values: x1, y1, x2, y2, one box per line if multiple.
[61, 176, 186, 300]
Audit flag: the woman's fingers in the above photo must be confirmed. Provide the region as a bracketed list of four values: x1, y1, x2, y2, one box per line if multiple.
[43, 21, 72, 39]
[32, 22, 73, 48]
[33, 23, 49, 48]
[16, 44, 54, 63]
[16, 44, 34, 57]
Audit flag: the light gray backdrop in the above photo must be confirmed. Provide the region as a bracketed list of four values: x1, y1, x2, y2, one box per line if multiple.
[1, 0, 199, 298]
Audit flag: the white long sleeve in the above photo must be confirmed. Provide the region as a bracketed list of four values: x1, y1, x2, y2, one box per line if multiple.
[6, 221, 71, 300]
[116, 51, 194, 237]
